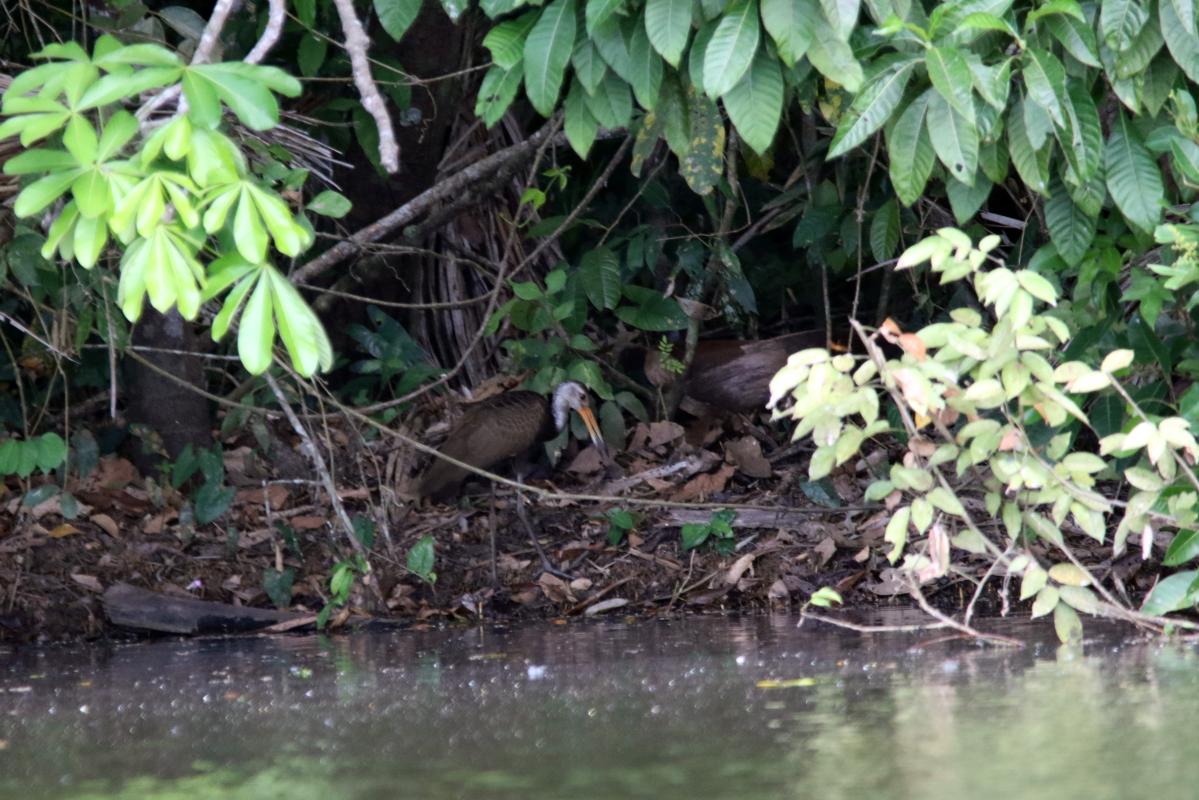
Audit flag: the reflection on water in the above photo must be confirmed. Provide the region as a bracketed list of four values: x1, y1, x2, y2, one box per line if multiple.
[2, 613, 1197, 799]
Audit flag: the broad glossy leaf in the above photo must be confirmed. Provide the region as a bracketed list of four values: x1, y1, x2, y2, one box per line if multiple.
[1105, 110, 1163, 233]
[886, 89, 935, 206]
[628, 21, 665, 109]
[374, 0, 423, 41]
[870, 198, 899, 262]
[238, 272, 275, 375]
[586, 0, 622, 34]
[926, 91, 978, 185]
[946, 170, 991, 224]
[762, 0, 816, 66]
[1046, 177, 1096, 266]
[475, 62, 524, 127]
[1022, 48, 1067, 126]
[592, 15, 635, 82]
[524, 0, 576, 116]
[646, 0, 693, 66]
[1007, 96, 1050, 194]
[484, 10, 538, 70]
[579, 246, 621, 309]
[805, 17, 862, 91]
[564, 79, 598, 157]
[723, 46, 784, 154]
[1114, 13, 1163, 77]
[704, 0, 761, 98]
[1058, 84, 1103, 184]
[268, 266, 334, 376]
[828, 59, 914, 158]
[687, 20, 718, 95]
[583, 70, 633, 128]
[1045, 15, 1101, 67]
[1100, 0, 1148, 52]
[1162, 0, 1199, 82]
[572, 39, 608, 93]
[1142, 569, 1199, 615]
[680, 86, 725, 194]
[926, 46, 974, 123]
[820, 0, 859, 39]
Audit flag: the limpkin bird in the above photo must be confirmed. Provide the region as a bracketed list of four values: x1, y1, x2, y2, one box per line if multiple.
[416, 380, 608, 576]
[644, 330, 825, 413]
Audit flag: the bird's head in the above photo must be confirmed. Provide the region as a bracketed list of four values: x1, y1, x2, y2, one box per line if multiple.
[552, 381, 608, 458]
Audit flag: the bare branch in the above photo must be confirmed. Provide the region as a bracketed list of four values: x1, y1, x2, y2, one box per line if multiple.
[330, 0, 400, 173]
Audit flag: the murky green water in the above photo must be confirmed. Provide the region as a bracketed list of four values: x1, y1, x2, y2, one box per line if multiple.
[2, 613, 1198, 799]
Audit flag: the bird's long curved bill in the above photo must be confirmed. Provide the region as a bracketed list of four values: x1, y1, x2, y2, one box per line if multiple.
[576, 406, 609, 460]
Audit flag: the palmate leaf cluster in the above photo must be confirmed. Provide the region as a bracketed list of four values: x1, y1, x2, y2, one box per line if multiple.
[770, 230, 1199, 639]
[0, 36, 337, 378]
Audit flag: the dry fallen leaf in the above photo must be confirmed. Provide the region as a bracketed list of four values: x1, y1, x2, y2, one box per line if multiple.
[898, 332, 927, 361]
[538, 573, 575, 603]
[583, 597, 629, 616]
[565, 447, 605, 475]
[725, 436, 772, 479]
[814, 536, 837, 566]
[70, 574, 103, 593]
[290, 515, 326, 530]
[647, 421, 685, 448]
[48, 523, 81, 538]
[672, 463, 735, 502]
[724, 553, 757, 586]
[93, 457, 138, 490]
[90, 513, 120, 537]
[767, 579, 790, 600]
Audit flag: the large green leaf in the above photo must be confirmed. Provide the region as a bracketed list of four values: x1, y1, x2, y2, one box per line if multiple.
[628, 20, 665, 109]
[869, 198, 900, 262]
[687, 20, 718, 95]
[1023, 48, 1068, 127]
[583, 70, 633, 127]
[886, 90, 935, 206]
[1114, 12, 1163, 77]
[474, 63, 524, 127]
[762, 0, 816, 66]
[658, 71, 691, 156]
[1104, 110, 1163, 233]
[1007, 96, 1050, 194]
[572, 39, 608, 94]
[1046, 177, 1096, 266]
[828, 59, 914, 158]
[524, 0, 577, 115]
[1162, 0, 1199, 83]
[483, 10, 538, 70]
[579, 246, 621, 309]
[592, 15, 635, 82]
[374, 0, 423, 41]
[926, 91, 978, 185]
[805, 16, 862, 90]
[926, 46, 975, 124]
[820, 0, 859, 39]
[1100, 0, 1149, 52]
[646, 0, 693, 66]
[586, 0, 622, 33]
[564, 79, 598, 157]
[704, 0, 761, 98]
[1046, 15, 1101, 67]
[1057, 84, 1103, 184]
[722, 46, 784, 154]
[946, 170, 991, 224]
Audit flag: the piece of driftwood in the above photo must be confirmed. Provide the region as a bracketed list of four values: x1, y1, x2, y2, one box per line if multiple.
[102, 583, 305, 635]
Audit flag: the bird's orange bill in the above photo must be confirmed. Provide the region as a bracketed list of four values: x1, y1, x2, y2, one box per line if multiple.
[576, 405, 610, 461]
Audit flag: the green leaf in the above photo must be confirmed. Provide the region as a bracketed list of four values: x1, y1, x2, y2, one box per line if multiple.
[524, 0, 577, 116]
[307, 190, 352, 219]
[583, 70, 633, 128]
[1115, 13, 1164, 77]
[681, 521, 711, 549]
[13, 170, 79, 218]
[238, 273, 275, 375]
[870, 198, 899, 262]
[263, 567, 295, 608]
[34, 433, 67, 472]
[1045, 177, 1096, 266]
[820, 0, 859, 39]
[1161, 0, 1199, 83]
[723, 46, 784, 154]
[1046, 15, 1101, 67]
[1164, 529, 1199, 567]
[564, 79, 599, 158]
[268, 267, 333, 376]
[926, 90, 978, 185]
[616, 285, 689, 330]
[586, 0, 622, 34]
[687, 20, 717, 95]
[484, 10, 538, 70]
[704, 0, 761, 98]
[407, 534, 437, 582]
[646, 0, 693, 66]
[1022, 48, 1067, 126]
[805, 19, 862, 91]
[628, 21, 665, 109]
[297, 34, 328, 77]
[1101, 0, 1149, 53]
[1007, 96, 1050, 195]
[475, 62, 524, 127]
[1173, 0, 1197, 34]
[592, 15, 635, 82]
[1053, 601, 1083, 643]
[579, 246, 621, 309]
[1058, 84, 1103, 184]
[1104, 110, 1163, 234]
[886, 89, 935, 206]
[762, 0, 816, 67]
[827, 59, 914, 158]
[1142, 569, 1199, 615]
[572, 40, 608, 94]
[194, 481, 236, 525]
[926, 46, 975, 124]
[946, 170, 991, 224]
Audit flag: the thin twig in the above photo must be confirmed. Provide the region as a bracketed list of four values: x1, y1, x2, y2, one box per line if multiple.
[329, 0, 399, 173]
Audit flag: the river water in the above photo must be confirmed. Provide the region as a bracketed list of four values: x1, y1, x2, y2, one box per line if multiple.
[2, 612, 1197, 799]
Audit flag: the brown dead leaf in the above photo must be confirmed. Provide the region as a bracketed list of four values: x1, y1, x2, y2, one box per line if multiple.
[48, 523, 80, 538]
[814, 536, 836, 566]
[90, 513, 120, 537]
[290, 515, 326, 530]
[583, 597, 629, 615]
[879, 318, 903, 343]
[70, 573, 103, 593]
[671, 463, 735, 502]
[908, 436, 937, 457]
[234, 484, 293, 510]
[767, 579, 790, 601]
[724, 553, 757, 586]
[852, 546, 870, 563]
[569, 577, 593, 593]
[998, 427, 1022, 451]
[565, 446, 605, 475]
[898, 332, 927, 361]
[648, 421, 685, 448]
[538, 573, 575, 603]
[725, 436, 772, 479]
[143, 511, 177, 535]
[869, 568, 907, 596]
[93, 457, 138, 490]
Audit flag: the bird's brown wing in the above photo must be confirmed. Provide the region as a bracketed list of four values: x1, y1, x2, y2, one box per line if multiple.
[416, 392, 549, 500]
[688, 332, 823, 411]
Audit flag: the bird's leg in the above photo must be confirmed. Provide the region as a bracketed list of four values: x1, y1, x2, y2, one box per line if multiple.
[488, 482, 498, 585]
[512, 467, 572, 581]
